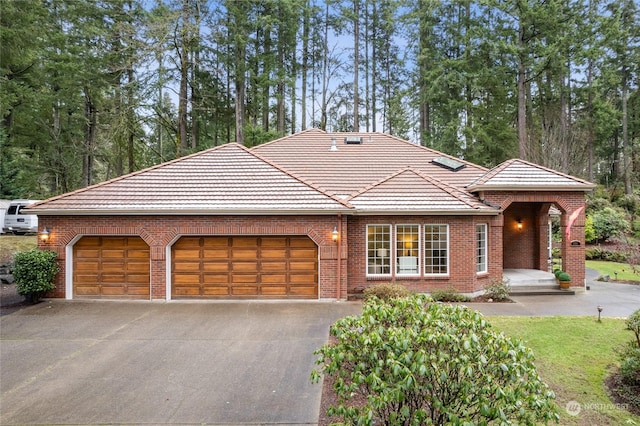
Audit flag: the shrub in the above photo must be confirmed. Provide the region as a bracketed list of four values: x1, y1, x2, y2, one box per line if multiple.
[590, 207, 630, 242]
[312, 295, 559, 425]
[362, 282, 412, 301]
[557, 272, 571, 282]
[483, 277, 511, 301]
[619, 309, 640, 389]
[13, 249, 59, 303]
[585, 247, 628, 262]
[430, 286, 470, 302]
[554, 269, 563, 278]
[585, 216, 596, 243]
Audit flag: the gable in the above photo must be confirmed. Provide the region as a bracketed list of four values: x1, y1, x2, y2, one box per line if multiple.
[467, 159, 596, 192]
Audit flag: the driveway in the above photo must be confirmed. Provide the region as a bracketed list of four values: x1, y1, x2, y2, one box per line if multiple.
[0, 300, 361, 425]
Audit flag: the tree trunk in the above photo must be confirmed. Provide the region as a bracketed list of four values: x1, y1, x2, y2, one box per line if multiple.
[353, 0, 359, 132]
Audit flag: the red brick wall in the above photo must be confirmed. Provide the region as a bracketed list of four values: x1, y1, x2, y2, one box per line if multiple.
[480, 191, 587, 287]
[37, 214, 344, 299]
[346, 215, 502, 295]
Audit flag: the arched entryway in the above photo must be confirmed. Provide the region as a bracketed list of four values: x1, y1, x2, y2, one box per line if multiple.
[502, 202, 553, 272]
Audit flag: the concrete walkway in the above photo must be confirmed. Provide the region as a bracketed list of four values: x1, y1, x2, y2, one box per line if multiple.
[467, 268, 640, 317]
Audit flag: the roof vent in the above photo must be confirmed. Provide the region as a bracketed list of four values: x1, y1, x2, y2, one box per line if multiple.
[344, 136, 363, 144]
[329, 136, 338, 151]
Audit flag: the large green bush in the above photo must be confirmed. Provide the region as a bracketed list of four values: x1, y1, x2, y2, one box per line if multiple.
[589, 207, 630, 242]
[13, 249, 59, 302]
[312, 295, 559, 425]
[617, 309, 640, 408]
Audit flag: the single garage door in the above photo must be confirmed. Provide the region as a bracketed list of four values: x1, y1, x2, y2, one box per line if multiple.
[73, 236, 150, 299]
[172, 236, 318, 299]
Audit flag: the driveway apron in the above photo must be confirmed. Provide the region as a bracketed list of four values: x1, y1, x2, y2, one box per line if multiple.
[0, 301, 361, 425]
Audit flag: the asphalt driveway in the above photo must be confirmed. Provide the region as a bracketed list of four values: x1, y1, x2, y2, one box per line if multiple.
[0, 300, 361, 425]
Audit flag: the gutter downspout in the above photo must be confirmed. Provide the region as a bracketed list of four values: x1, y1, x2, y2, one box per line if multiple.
[336, 213, 342, 301]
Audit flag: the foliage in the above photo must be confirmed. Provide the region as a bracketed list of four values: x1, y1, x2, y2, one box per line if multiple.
[627, 309, 640, 349]
[618, 309, 640, 401]
[362, 283, 412, 302]
[430, 286, 471, 302]
[589, 207, 630, 242]
[312, 296, 559, 425]
[557, 272, 571, 282]
[483, 276, 511, 301]
[585, 216, 596, 243]
[13, 249, 59, 302]
[585, 247, 628, 263]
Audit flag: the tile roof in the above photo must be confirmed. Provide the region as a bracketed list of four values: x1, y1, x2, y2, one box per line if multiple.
[28, 143, 350, 215]
[467, 159, 596, 192]
[347, 167, 496, 214]
[251, 128, 488, 197]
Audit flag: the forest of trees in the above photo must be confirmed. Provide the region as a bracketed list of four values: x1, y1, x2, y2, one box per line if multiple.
[1, 0, 638, 200]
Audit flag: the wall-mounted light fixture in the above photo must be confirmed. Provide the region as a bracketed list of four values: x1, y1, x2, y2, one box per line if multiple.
[516, 218, 523, 231]
[40, 228, 51, 242]
[332, 227, 339, 243]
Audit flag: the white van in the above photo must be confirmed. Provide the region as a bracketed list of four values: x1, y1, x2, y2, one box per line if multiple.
[3, 200, 40, 234]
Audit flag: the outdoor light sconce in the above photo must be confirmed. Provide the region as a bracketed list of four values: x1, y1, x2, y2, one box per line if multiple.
[332, 227, 339, 243]
[40, 228, 51, 242]
[516, 218, 523, 231]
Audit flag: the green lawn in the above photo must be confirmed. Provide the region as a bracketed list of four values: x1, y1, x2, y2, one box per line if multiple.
[586, 260, 640, 282]
[490, 316, 639, 425]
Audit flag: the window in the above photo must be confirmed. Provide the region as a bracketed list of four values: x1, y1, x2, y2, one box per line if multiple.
[476, 224, 488, 274]
[367, 225, 391, 275]
[396, 225, 420, 275]
[424, 225, 448, 275]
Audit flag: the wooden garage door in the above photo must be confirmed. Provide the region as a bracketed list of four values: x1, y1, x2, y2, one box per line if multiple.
[172, 236, 318, 299]
[73, 237, 150, 299]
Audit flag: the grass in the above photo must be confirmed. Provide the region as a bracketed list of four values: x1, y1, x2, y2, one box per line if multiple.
[0, 235, 37, 263]
[586, 260, 639, 282]
[490, 316, 640, 425]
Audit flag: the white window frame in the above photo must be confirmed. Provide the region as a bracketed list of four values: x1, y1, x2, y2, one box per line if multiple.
[476, 223, 488, 274]
[366, 224, 392, 277]
[395, 224, 421, 276]
[424, 224, 449, 276]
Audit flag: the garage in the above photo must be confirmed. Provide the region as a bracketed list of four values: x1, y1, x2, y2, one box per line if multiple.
[73, 236, 150, 299]
[171, 236, 318, 299]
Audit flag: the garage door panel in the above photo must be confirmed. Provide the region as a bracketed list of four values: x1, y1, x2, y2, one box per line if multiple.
[203, 249, 229, 259]
[73, 237, 150, 299]
[202, 262, 228, 272]
[173, 274, 201, 284]
[173, 249, 201, 260]
[261, 286, 288, 295]
[171, 235, 317, 299]
[202, 274, 229, 284]
[75, 285, 101, 296]
[231, 286, 259, 295]
[203, 287, 229, 296]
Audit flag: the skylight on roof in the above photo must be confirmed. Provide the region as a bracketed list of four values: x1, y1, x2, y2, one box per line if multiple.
[432, 156, 465, 172]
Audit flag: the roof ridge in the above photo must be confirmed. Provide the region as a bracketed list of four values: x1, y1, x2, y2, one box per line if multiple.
[29, 143, 239, 208]
[250, 128, 326, 150]
[467, 159, 515, 187]
[509, 158, 594, 185]
[247, 144, 353, 209]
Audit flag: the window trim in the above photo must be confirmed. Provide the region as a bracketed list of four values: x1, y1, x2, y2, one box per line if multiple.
[476, 223, 488, 274]
[366, 224, 392, 277]
[424, 224, 449, 276]
[395, 224, 421, 277]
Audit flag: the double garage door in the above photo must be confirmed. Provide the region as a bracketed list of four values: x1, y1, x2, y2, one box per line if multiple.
[73, 236, 318, 299]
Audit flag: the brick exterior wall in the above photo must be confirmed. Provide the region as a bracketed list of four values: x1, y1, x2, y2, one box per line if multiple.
[36, 190, 587, 300]
[346, 215, 502, 296]
[480, 191, 587, 287]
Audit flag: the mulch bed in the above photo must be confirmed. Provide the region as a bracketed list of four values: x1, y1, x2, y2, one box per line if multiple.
[605, 372, 640, 417]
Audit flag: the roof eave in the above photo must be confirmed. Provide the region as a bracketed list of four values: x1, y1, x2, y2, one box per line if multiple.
[352, 208, 500, 216]
[28, 207, 352, 216]
[467, 184, 596, 192]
